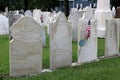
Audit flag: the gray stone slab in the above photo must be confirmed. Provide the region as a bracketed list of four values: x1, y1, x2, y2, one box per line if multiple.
[50, 12, 72, 69]
[10, 16, 43, 77]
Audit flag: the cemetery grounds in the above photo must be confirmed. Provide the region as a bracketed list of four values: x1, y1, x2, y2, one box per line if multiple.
[0, 35, 120, 80]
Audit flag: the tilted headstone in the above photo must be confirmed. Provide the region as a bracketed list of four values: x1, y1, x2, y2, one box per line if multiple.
[95, 0, 113, 38]
[50, 12, 72, 69]
[0, 14, 9, 35]
[77, 19, 97, 64]
[10, 17, 43, 77]
[105, 19, 120, 57]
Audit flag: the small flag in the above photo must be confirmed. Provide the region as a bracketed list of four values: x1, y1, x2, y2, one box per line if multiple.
[86, 20, 91, 39]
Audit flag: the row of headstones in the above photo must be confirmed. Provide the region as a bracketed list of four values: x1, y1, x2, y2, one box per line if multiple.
[69, 6, 117, 41]
[0, 9, 54, 35]
[10, 12, 120, 77]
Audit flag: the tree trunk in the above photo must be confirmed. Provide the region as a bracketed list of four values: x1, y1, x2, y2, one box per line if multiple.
[24, 0, 28, 11]
[64, 0, 69, 17]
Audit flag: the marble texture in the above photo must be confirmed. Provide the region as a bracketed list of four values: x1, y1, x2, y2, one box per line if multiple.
[68, 10, 84, 41]
[82, 6, 94, 19]
[10, 16, 43, 77]
[95, 0, 113, 38]
[50, 12, 72, 69]
[33, 9, 46, 47]
[105, 19, 120, 57]
[24, 10, 32, 17]
[0, 14, 9, 35]
[77, 19, 97, 64]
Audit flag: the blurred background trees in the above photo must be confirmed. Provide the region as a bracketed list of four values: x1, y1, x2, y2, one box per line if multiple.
[0, 0, 120, 12]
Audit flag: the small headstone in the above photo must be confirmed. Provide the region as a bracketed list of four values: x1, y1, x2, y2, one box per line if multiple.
[9, 14, 23, 27]
[33, 9, 46, 47]
[50, 12, 72, 69]
[112, 7, 116, 17]
[24, 10, 32, 17]
[10, 17, 43, 77]
[105, 19, 120, 57]
[82, 6, 94, 19]
[77, 19, 97, 64]
[0, 14, 9, 35]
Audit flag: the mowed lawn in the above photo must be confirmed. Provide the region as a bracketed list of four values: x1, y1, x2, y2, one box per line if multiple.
[0, 35, 120, 80]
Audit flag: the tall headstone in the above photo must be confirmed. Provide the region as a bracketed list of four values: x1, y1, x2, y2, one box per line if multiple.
[0, 14, 9, 35]
[77, 19, 97, 64]
[50, 12, 72, 69]
[95, 0, 113, 38]
[105, 19, 120, 57]
[10, 17, 43, 77]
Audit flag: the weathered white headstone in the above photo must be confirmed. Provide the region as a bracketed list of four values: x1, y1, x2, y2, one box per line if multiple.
[82, 6, 94, 19]
[50, 12, 72, 69]
[10, 17, 43, 77]
[94, 0, 113, 38]
[105, 19, 120, 57]
[69, 10, 84, 41]
[33, 9, 46, 47]
[77, 19, 97, 64]
[24, 10, 32, 17]
[0, 14, 9, 35]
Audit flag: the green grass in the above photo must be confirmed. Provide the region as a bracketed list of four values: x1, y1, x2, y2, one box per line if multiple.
[0, 35, 120, 80]
[97, 38, 105, 57]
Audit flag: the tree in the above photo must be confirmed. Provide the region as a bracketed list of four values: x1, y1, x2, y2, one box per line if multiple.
[64, 0, 69, 17]
[110, 0, 120, 8]
[24, 0, 28, 10]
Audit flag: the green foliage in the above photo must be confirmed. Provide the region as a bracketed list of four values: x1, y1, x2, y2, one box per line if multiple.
[8, 0, 59, 11]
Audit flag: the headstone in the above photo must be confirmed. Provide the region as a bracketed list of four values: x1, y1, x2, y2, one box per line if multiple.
[33, 9, 46, 47]
[33, 9, 42, 25]
[24, 10, 32, 17]
[112, 7, 116, 17]
[48, 12, 59, 35]
[115, 7, 120, 18]
[69, 10, 84, 41]
[10, 17, 43, 77]
[9, 14, 23, 27]
[77, 19, 97, 64]
[0, 14, 9, 35]
[50, 12, 72, 69]
[105, 19, 120, 57]
[5, 7, 9, 16]
[94, 0, 113, 38]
